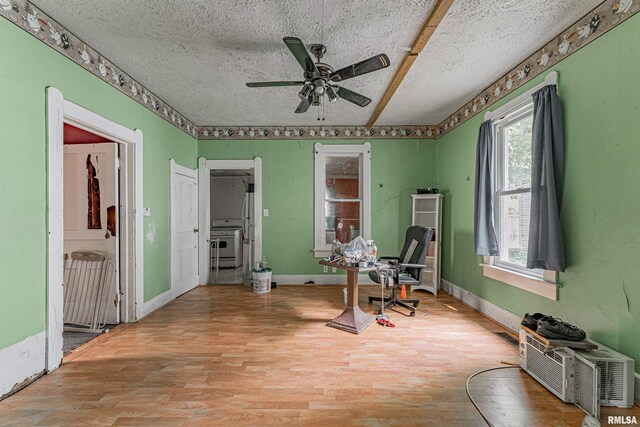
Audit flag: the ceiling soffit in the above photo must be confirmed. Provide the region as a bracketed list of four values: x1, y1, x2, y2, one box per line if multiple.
[3, 0, 638, 140]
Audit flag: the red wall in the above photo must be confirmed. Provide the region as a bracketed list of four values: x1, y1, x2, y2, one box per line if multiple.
[64, 123, 111, 144]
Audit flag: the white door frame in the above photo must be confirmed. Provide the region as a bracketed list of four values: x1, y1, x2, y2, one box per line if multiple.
[198, 157, 262, 284]
[46, 87, 144, 372]
[170, 159, 199, 297]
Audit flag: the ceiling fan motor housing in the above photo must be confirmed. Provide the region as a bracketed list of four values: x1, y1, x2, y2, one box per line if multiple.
[310, 44, 327, 61]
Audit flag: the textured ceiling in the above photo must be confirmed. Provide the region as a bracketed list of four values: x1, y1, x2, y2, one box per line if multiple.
[34, 0, 435, 126]
[33, 0, 602, 127]
[377, 0, 602, 125]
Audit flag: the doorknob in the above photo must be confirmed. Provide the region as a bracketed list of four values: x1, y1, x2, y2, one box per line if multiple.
[193, 228, 199, 233]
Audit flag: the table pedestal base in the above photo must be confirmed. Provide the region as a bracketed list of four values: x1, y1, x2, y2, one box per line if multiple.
[326, 306, 375, 334]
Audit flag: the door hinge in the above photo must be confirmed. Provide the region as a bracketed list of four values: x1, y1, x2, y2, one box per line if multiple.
[116, 157, 121, 170]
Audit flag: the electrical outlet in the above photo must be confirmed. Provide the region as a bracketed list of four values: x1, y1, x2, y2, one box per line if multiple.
[332, 267, 336, 273]
[323, 266, 328, 273]
[263, 208, 269, 217]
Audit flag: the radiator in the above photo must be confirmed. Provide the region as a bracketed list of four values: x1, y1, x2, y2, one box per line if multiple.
[63, 251, 114, 333]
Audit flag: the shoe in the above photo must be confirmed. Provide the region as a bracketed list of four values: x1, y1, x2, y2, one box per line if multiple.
[376, 318, 395, 328]
[537, 318, 586, 341]
[521, 313, 548, 331]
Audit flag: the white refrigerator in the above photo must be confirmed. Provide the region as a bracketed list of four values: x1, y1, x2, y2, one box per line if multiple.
[241, 184, 255, 284]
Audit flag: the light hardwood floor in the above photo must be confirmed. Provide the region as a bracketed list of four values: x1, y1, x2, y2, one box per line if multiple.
[1, 285, 638, 426]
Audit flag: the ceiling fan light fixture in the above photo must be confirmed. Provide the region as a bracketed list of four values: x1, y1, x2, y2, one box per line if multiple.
[298, 83, 313, 100]
[326, 86, 338, 103]
[312, 77, 326, 96]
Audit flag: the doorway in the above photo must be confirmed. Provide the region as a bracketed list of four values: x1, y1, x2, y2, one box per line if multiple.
[47, 87, 143, 372]
[62, 125, 121, 354]
[209, 168, 254, 284]
[197, 158, 263, 286]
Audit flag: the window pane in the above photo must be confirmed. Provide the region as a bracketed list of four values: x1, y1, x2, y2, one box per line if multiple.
[503, 115, 533, 190]
[325, 156, 359, 199]
[498, 192, 531, 267]
[324, 200, 360, 244]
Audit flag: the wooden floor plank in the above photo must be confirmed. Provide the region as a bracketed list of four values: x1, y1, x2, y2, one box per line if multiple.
[1, 285, 638, 426]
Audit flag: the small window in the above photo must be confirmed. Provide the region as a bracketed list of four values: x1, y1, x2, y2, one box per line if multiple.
[314, 143, 371, 257]
[493, 101, 543, 279]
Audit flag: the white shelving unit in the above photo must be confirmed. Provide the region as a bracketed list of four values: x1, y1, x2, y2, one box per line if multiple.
[411, 194, 443, 295]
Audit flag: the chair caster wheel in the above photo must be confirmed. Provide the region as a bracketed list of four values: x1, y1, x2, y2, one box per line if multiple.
[413, 302, 419, 307]
[410, 311, 416, 317]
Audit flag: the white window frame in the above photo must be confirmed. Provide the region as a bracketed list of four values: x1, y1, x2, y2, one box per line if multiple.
[314, 142, 371, 257]
[493, 101, 540, 278]
[481, 72, 559, 301]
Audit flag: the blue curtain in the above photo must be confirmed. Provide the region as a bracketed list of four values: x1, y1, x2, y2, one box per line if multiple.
[527, 85, 565, 271]
[474, 120, 499, 256]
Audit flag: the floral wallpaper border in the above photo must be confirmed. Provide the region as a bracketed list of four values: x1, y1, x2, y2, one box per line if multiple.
[0, 0, 197, 137]
[1, 0, 638, 141]
[435, 0, 640, 137]
[198, 125, 440, 140]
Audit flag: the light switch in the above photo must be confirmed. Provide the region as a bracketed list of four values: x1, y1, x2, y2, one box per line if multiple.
[143, 208, 151, 217]
[323, 266, 328, 273]
[263, 209, 269, 217]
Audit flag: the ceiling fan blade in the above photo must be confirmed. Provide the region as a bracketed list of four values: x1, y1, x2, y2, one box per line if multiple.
[283, 37, 319, 79]
[246, 81, 305, 87]
[329, 54, 390, 82]
[334, 86, 372, 107]
[295, 97, 312, 113]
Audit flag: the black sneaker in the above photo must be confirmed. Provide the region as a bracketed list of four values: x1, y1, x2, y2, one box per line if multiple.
[537, 318, 586, 341]
[521, 313, 548, 331]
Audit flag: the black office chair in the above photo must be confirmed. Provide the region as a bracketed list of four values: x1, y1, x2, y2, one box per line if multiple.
[368, 226, 434, 316]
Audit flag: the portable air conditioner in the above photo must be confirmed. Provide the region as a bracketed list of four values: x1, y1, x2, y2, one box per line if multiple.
[519, 329, 577, 403]
[519, 329, 636, 417]
[574, 344, 636, 408]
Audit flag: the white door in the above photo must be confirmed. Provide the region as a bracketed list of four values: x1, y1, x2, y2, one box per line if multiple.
[171, 160, 199, 296]
[63, 143, 120, 324]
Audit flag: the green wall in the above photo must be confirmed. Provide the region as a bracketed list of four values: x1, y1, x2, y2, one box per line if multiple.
[198, 139, 437, 274]
[0, 18, 197, 349]
[436, 15, 640, 369]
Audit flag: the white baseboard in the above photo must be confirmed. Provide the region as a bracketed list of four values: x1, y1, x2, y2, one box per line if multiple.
[441, 279, 522, 334]
[272, 274, 376, 285]
[141, 288, 176, 318]
[0, 332, 46, 399]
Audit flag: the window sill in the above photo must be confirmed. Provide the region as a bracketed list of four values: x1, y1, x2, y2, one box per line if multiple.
[480, 263, 558, 301]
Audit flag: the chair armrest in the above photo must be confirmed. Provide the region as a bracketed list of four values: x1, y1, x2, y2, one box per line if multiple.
[400, 263, 427, 269]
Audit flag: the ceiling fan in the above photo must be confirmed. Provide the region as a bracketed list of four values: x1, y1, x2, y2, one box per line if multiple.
[246, 37, 390, 114]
